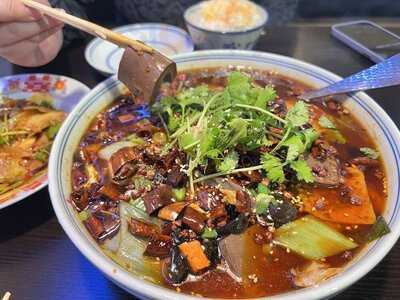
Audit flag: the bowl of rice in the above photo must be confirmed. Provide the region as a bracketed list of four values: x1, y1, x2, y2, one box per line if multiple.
[184, 0, 268, 50]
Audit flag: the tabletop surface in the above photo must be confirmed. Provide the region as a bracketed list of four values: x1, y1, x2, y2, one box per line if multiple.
[1, 19, 400, 300]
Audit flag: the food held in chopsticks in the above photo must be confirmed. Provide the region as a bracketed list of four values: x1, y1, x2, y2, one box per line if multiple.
[0, 96, 65, 197]
[69, 68, 389, 298]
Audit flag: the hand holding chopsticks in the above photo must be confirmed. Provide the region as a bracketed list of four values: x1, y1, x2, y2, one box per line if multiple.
[20, 0, 153, 53]
[20, 0, 177, 103]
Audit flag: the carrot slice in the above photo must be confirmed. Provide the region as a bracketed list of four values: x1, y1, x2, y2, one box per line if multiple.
[179, 240, 210, 273]
[303, 165, 376, 224]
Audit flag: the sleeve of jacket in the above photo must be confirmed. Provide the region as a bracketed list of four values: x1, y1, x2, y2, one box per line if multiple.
[49, 0, 95, 45]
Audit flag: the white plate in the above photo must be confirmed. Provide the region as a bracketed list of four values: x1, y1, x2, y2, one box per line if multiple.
[0, 73, 90, 209]
[85, 23, 194, 75]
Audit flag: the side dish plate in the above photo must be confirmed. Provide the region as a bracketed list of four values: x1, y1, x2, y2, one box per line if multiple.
[0, 73, 90, 210]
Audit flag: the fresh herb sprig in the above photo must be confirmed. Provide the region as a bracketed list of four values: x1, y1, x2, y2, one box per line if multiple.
[154, 72, 318, 193]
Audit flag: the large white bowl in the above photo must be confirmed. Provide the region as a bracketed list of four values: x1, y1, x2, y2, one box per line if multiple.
[49, 50, 400, 300]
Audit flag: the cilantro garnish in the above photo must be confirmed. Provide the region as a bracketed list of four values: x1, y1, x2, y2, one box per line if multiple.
[217, 151, 239, 172]
[290, 159, 314, 183]
[318, 115, 336, 129]
[360, 147, 379, 159]
[156, 71, 318, 191]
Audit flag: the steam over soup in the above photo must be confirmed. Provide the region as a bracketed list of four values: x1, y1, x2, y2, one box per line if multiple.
[70, 69, 389, 298]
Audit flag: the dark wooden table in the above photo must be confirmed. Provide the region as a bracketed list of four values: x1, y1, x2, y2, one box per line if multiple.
[1, 19, 400, 300]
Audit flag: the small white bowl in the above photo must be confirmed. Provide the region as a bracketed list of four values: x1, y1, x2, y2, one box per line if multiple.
[49, 50, 400, 300]
[85, 23, 194, 75]
[184, 2, 268, 49]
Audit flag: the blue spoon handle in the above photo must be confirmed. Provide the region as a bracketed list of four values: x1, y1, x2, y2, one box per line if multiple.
[301, 53, 400, 100]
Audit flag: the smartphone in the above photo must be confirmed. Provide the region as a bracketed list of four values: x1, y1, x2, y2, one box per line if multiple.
[331, 20, 400, 63]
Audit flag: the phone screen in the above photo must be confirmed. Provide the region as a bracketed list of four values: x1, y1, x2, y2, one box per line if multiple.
[337, 22, 400, 59]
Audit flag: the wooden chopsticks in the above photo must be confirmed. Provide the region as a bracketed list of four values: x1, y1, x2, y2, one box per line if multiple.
[21, 0, 154, 53]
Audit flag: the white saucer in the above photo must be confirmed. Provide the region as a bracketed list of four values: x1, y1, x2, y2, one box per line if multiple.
[85, 23, 194, 75]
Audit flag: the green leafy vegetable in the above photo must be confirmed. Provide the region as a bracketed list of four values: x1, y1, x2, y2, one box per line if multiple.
[217, 151, 239, 172]
[318, 115, 347, 144]
[326, 130, 346, 144]
[201, 227, 218, 239]
[302, 128, 320, 149]
[282, 135, 305, 161]
[255, 193, 274, 215]
[274, 215, 358, 260]
[257, 183, 270, 194]
[365, 216, 390, 242]
[290, 159, 314, 183]
[286, 101, 309, 127]
[261, 153, 285, 183]
[125, 133, 146, 146]
[318, 115, 336, 129]
[360, 147, 379, 160]
[106, 201, 162, 284]
[46, 122, 61, 139]
[172, 187, 186, 202]
[34, 148, 49, 162]
[78, 210, 89, 221]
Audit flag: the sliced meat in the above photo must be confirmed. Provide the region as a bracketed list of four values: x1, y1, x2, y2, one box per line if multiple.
[291, 261, 341, 287]
[311, 139, 338, 160]
[70, 189, 89, 211]
[143, 184, 173, 215]
[158, 202, 187, 221]
[132, 119, 159, 136]
[196, 187, 222, 211]
[306, 155, 341, 187]
[208, 205, 228, 226]
[92, 208, 120, 240]
[235, 190, 252, 213]
[71, 164, 88, 191]
[109, 147, 141, 184]
[84, 215, 105, 240]
[182, 206, 207, 233]
[98, 183, 121, 201]
[350, 157, 379, 167]
[128, 218, 159, 238]
[167, 165, 187, 187]
[144, 234, 173, 258]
